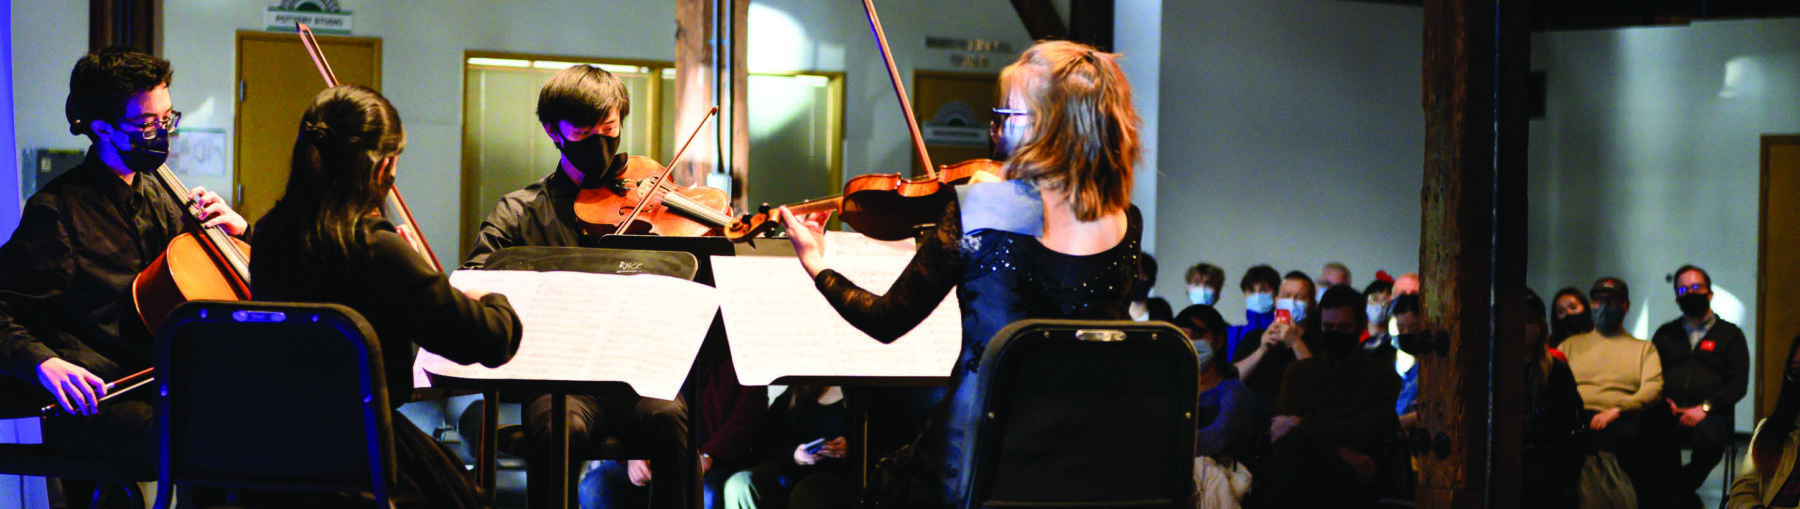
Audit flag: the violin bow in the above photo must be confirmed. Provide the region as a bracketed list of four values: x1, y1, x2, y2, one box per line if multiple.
[40, 368, 155, 416]
[612, 106, 720, 234]
[297, 23, 443, 273]
[861, 0, 936, 179]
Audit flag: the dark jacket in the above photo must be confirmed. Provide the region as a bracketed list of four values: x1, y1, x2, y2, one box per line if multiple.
[0, 155, 192, 411]
[1650, 315, 1749, 410]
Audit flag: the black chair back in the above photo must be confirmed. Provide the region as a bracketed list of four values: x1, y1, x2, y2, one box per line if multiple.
[153, 301, 392, 507]
[965, 319, 1198, 508]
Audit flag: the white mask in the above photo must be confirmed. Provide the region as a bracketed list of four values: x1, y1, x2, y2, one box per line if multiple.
[1188, 286, 1217, 306]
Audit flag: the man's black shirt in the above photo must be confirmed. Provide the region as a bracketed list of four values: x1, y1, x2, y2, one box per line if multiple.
[1651, 315, 1749, 410]
[463, 168, 596, 269]
[0, 153, 189, 410]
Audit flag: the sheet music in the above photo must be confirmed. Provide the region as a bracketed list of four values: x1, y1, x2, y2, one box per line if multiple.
[415, 270, 718, 400]
[711, 243, 960, 385]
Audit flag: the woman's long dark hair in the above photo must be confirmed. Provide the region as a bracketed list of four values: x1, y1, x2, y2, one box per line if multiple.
[264, 85, 405, 264]
[1755, 335, 1800, 467]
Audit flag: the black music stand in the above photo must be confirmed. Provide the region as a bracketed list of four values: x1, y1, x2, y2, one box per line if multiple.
[438, 246, 699, 509]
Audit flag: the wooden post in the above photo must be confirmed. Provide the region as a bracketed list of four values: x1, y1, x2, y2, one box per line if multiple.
[1416, 0, 1528, 506]
[675, 0, 749, 212]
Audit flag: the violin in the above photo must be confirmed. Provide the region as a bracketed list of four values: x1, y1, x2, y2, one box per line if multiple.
[722, 0, 1004, 243]
[572, 107, 732, 237]
[726, 159, 1002, 242]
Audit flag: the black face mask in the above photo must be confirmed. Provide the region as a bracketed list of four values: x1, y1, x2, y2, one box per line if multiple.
[1592, 304, 1626, 332]
[1553, 312, 1593, 338]
[113, 123, 170, 174]
[1677, 293, 1711, 318]
[1320, 331, 1360, 361]
[1396, 333, 1426, 356]
[557, 132, 621, 187]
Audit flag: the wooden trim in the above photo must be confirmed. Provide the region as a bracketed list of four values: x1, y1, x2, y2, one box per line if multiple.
[463, 50, 672, 70]
[1756, 134, 1800, 422]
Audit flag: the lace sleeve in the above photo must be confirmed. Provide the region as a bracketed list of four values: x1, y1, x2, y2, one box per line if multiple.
[811, 200, 963, 344]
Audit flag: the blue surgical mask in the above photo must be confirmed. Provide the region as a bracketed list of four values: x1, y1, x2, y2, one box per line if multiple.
[1316, 286, 1329, 302]
[1366, 303, 1386, 325]
[1194, 339, 1215, 368]
[1276, 298, 1307, 323]
[1189, 286, 1217, 306]
[1245, 293, 1275, 314]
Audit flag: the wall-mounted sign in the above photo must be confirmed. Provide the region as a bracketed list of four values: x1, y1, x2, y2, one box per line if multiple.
[169, 128, 227, 177]
[265, 0, 354, 34]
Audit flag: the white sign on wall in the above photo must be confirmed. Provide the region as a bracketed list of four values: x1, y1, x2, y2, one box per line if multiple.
[169, 127, 227, 177]
[265, 0, 354, 34]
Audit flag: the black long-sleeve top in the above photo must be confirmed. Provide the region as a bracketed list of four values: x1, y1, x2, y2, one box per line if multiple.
[1651, 316, 1750, 410]
[462, 163, 620, 269]
[1525, 358, 1584, 453]
[1274, 352, 1402, 455]
[250, 218, 521, 405]
[0, 154, 194, 411]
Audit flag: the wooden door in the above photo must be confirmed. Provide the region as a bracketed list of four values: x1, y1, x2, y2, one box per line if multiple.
[233, 31, 380, 223]
[1757, 135, 1800, 420]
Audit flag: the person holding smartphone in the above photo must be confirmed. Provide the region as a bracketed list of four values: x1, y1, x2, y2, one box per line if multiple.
[722, 386, 854, 509]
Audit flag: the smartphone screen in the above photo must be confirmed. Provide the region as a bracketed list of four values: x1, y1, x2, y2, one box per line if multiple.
[803, 438, 827, 455]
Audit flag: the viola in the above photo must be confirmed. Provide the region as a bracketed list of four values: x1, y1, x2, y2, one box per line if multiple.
[571, 107, 732, 237]
[573, 156, 734, 237]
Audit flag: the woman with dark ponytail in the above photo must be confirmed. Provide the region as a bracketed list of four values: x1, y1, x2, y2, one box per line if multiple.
[250, 85, 522, 508]
[1728, 335, 1800, 508]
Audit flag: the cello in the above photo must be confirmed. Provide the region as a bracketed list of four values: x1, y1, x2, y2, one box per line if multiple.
[131, 164, 254, 333]
[721, 0, 1002, 243]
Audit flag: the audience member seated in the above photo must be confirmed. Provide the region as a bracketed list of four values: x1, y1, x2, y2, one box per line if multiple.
[1520, 289, 1585, 509]
[1549, 287, 1594, 349]
[1176, 305, 1255, 508]
[1727, 334, 1800, 509]
[1390, 294, 1424, 432]
[1361, 278, 1397, 367]
[580, 359, 766, 509]
[1232, 271, 1317, 429]
[1131, 253, 1174, 322]
[1187, 262, 1227, 307]
[1226, 265, 1282, 356]
[723, 386, 856, 509]
[1561, 277, 1677, 508]
[1650, 265, 1749, 508]
[1252, 286, 1401, 509]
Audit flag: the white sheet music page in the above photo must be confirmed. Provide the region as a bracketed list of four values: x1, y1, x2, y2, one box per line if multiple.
[711, 232, 961, 385]
[415, 270, 718, 400]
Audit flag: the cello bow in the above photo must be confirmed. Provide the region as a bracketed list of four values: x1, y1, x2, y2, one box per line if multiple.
[296, 23, 443, 272]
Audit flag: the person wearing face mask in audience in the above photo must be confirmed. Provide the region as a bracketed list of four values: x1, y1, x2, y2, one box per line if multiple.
[1175, 304, 1255, 508]
[1649, 265, 1748, 509]
[1232, 271, 1317, 439]
[1389, 294, 1425, 431]
[1361, 278, 1397, 367]
[1518, 288, 1584, 509]
[461, 64, 695, 509]
[1186, 263, 1227, 307]
[1130, 253, 1174, 322]
[1225, 265, 1282, 359]
[1549, 287, 1594, 349]
[1561, 276, 1677, 509]
[1253, 286, 1401, 509]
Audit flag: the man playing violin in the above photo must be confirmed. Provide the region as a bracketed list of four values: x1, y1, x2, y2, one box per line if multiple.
[463, 64, 696, 509]
[0, 48, 244, 478]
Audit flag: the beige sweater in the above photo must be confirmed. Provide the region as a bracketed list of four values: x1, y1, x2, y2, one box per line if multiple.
[1560, 330, 1663, 412]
